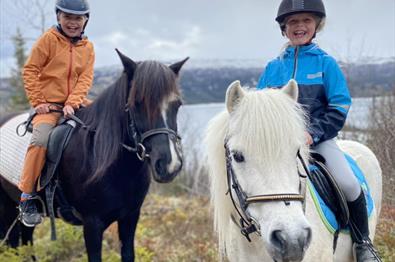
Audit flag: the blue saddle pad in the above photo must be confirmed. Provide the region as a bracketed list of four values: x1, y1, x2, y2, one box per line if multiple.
[308, 153, 374, 234]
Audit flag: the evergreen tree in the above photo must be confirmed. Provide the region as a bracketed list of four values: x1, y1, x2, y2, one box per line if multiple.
[9, 27, 30, 110]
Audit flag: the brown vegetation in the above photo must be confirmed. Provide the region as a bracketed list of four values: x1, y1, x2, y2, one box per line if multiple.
[1, 194, 393, 261]
[366, 89, 395, 205]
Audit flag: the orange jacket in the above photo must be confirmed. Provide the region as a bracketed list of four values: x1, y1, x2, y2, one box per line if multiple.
[23, 27, 95, 109]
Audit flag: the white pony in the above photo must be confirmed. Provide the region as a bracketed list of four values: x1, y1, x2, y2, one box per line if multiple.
[205, 80, 382, 262]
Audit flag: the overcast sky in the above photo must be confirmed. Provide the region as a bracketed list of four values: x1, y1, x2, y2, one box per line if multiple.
[1, 0, 394, 78]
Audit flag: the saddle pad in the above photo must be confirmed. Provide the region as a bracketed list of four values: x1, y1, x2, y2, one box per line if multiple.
[308, 153, 374, 234]
[0, 113, 31, 186]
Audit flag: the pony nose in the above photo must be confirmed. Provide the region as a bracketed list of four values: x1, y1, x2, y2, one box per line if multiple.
[155, 157, 167, 175]
[269, 227, 312, 261]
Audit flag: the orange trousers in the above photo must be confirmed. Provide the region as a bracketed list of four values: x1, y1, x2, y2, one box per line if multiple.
[18, 112, 61, 193]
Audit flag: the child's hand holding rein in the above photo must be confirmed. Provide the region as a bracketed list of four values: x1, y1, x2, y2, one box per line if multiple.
[63, 105, 75, 118]
[305, 132, 313, 145]
[35, 103, 51, 114]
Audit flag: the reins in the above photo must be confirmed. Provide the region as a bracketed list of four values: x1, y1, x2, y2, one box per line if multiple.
[224, 140, 309, 242]
[48, 109, 90, 130]
[16, 106, 92, 137]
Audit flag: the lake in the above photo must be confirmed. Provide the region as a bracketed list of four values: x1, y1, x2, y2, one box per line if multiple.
[178, 97, 373, 154]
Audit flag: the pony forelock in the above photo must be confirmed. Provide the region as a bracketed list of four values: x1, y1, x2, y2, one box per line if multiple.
[230, 89, 307, 160]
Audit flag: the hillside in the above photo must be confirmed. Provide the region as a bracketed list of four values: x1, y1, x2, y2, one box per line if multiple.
[1, 59, 394, 107]
[92, 59, 395, 104]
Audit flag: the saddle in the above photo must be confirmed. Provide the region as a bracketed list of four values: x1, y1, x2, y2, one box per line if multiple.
[307, 152, 350, 250]
[39, 120, 83, 227]
[308, 152, 349, 228]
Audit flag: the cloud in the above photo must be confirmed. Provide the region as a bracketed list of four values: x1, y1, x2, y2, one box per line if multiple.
[147, 25, 201, 58]
[92, 25, 201, 67]
[0, 0, 394, 77]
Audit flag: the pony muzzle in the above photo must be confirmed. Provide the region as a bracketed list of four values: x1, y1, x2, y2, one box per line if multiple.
[268, 225, 312, 262]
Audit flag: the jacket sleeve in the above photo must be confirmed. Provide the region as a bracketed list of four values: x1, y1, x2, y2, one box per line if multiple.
[309, 56, 351, 145]
[23, 34, 50, 107]
[65, 43, 95, 109]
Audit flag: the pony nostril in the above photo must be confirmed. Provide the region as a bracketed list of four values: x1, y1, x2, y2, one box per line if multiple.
[298, 227, 312, 251]
[155, 158, 168, 174]
[270, 230, 287, 253]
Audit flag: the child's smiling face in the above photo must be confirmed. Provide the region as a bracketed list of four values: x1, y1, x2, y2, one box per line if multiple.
[58, 12, 87, 38]
[284, 13, 318, 46]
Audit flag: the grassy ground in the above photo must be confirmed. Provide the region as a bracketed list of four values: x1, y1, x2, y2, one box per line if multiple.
[0, 194, 393, 261]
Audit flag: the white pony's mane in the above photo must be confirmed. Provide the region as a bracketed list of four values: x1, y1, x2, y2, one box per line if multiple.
[205, 87, 308, 258]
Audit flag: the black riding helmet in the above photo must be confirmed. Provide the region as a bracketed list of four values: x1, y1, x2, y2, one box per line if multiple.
[276, 0, 326, 24]
[276, 0, 326, 36]
[55, 0, 90, 40]
[55, 0, 90, 17]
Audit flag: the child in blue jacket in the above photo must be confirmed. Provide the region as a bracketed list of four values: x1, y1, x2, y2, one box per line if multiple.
[257, 1, 380, 261]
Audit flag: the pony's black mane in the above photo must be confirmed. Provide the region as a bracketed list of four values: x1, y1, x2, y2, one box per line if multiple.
[77, 60, 179, 181]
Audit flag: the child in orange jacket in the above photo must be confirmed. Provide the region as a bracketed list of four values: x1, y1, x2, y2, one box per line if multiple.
[19, 0, 94, 227]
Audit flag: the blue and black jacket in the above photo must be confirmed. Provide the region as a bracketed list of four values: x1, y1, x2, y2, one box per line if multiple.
[257, 43, 351, 146]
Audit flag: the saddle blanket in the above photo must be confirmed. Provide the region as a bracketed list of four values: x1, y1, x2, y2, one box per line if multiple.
[0, 113, 31, 186]
[308, 153, 374, 234]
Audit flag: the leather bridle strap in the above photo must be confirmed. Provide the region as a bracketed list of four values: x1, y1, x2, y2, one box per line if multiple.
[122, 108, 181, 161]
[224, 140, 310, 241]
[246, 194, 305, 204]
[140, 128, 180, 142]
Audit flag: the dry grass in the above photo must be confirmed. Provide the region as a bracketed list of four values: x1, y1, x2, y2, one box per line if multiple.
[105, 194, 218, 262]
[0, 194, 393, 261]
[375, 205, 395, 262]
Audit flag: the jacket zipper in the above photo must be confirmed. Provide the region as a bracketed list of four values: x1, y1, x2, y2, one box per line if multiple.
[67, 43, 73, 96]
[292, 46, 299, 79]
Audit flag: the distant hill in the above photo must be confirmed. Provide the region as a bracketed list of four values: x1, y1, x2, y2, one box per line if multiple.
[1, 59, 394, 107]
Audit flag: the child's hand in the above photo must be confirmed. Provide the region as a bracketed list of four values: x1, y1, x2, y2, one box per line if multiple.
[305, 132, 313, 145]
[63, 105, 75, 118]
[35, 103, 50, 114]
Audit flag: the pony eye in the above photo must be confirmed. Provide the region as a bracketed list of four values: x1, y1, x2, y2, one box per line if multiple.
[232, 151, 245, 163]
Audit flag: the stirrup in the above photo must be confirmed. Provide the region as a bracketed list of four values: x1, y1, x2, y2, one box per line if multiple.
[353, 239, 382, 262]
[18, 195, 46, 227]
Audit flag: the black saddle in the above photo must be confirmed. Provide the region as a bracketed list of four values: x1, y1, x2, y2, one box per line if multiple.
[40, 120, 83, 227]
[308, 152, 349, 228]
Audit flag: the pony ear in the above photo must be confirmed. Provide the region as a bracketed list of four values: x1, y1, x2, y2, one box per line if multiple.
[115, 48, 137, 79]
[282, 79, 299, 101]
[226, 80, 245, 113]
[169, 57, 189, 75]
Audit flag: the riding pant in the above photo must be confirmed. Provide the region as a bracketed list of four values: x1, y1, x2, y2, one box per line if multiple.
[18, 112, 61, 193]
[312, 138, 361, 201]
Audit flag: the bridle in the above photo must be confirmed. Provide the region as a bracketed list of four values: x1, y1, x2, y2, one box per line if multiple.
[122, 106, 182, 161]
[224, 139, 310, 242]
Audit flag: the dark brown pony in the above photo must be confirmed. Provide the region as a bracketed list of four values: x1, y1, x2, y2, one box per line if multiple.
[0, 50, 188, 262]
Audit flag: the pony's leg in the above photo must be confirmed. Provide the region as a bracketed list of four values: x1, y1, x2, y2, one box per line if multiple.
[21, 225, 35, 245]
[21, 225, 37, 261]
[118, 210, 141, 262]
[6, 223, 21, 248]
[83, 217, 106, 262]
[0, 180, 20, 247]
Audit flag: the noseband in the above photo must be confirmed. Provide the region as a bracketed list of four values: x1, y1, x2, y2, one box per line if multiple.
[122, 107, 181, 161]
[224, 140, 310, 242]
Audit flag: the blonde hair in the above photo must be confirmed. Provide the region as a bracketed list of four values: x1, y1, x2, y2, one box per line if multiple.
[316, 17, 326, 32]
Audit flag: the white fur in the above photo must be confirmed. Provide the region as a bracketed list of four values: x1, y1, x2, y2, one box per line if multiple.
[205, 81, 382, 262]
[161, 97, 182, 174]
